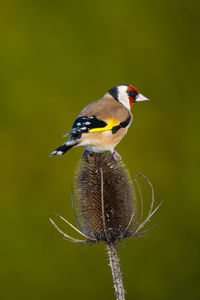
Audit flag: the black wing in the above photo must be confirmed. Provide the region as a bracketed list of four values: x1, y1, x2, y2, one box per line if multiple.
[63, 115, 107, 138]
[111, 115, 132, 134]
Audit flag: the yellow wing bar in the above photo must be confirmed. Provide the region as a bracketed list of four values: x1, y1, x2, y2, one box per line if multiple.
[89, 118, 120, 133]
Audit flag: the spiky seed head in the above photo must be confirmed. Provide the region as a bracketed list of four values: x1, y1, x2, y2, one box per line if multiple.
[74, 153, 136, 242]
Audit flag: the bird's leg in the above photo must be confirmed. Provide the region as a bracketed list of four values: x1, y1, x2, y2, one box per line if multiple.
[111, 150, 122, 161]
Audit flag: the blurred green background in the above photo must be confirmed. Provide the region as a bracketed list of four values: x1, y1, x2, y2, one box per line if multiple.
[0, 0, 199, 299]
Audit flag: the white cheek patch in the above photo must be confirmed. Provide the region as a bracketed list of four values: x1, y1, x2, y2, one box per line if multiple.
[117, 86, 130, 110]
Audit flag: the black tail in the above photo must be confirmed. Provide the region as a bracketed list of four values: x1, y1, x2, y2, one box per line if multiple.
[50, 142, 77, 156]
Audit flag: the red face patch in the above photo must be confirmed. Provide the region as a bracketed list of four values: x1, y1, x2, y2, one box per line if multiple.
[127, 85, 138, 107]
[127, 85, 138, 93]
[128, 97, 134, 106]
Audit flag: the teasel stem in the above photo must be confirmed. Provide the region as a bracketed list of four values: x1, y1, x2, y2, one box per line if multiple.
[106, 242, 125, 300]
[100, 166, 125, 299]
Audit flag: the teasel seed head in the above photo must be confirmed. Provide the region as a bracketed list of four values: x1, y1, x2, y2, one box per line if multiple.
[74, 152, 136, 242]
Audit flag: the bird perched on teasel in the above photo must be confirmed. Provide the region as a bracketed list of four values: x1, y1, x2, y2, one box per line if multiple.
[50, 84, 149, 158]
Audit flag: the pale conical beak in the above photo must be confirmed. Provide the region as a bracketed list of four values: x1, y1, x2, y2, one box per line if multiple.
[135, 93, 149, 102]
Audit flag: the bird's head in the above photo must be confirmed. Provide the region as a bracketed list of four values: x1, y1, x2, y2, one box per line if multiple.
[106, 84, 149, 110]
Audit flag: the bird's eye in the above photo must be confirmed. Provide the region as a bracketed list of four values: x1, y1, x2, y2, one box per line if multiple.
[127, 90, 138, 99]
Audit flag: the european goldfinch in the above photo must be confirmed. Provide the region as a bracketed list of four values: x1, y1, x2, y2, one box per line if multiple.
[50, 84, 149, 157]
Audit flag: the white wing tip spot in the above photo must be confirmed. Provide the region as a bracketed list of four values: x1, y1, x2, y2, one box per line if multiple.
[50, 151, 56, 156]
[57, 151, 63, 156]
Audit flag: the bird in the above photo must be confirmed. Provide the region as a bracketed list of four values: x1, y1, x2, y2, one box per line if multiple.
[50, 84, 149, 158]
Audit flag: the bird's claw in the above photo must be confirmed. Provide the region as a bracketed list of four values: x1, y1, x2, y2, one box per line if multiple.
[111, 151, 122, 161]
